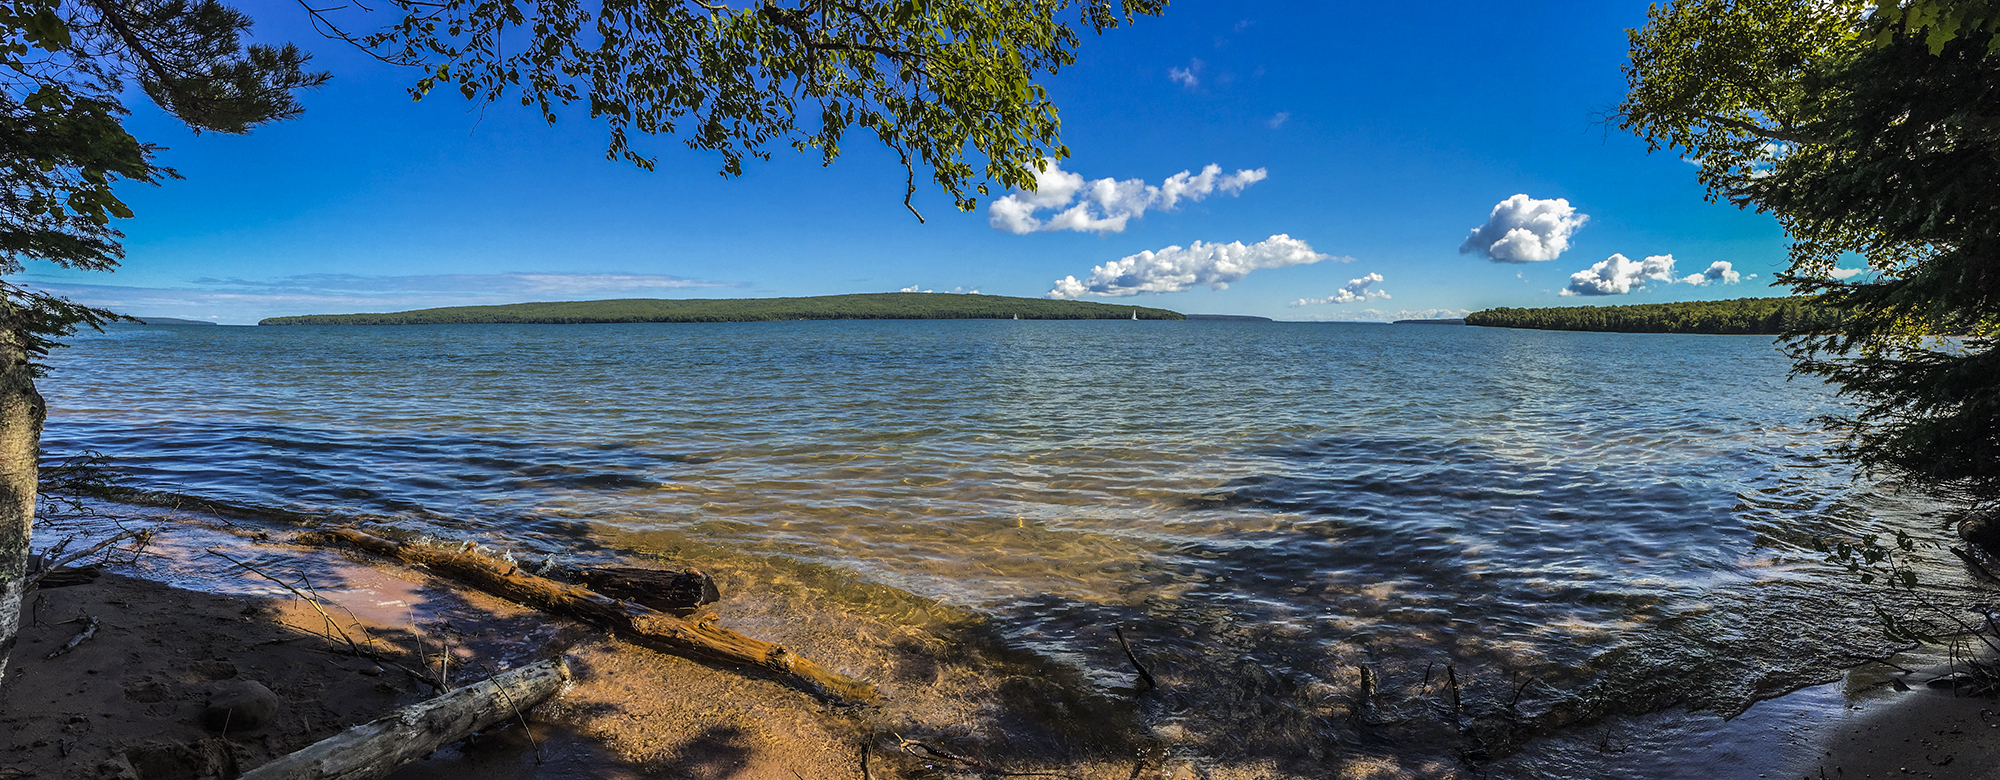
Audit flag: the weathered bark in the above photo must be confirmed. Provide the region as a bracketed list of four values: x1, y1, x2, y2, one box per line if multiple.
[0, 322, 46, 684]
[566, 564, 719, 615]
[306, 528, 877, 705]
[239, 658, 569, 780]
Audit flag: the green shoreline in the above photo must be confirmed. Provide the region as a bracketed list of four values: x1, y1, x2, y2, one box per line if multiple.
[1465, 296, 1837, 335]
[258, 292, 1183, 325]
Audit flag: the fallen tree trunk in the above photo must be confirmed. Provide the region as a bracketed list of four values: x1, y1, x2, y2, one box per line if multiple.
[240, 658, 569, 780]
[565, 564, 718, 615]
[304, 527, 876, 705]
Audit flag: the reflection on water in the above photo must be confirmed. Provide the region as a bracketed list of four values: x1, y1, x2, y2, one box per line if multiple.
[39, 320, 1978, 774]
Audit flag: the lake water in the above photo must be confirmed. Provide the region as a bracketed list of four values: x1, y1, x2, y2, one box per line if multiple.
[35, 320, 1978, 774]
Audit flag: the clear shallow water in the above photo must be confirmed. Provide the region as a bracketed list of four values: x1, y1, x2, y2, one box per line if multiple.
[36, 320, 1978, 772]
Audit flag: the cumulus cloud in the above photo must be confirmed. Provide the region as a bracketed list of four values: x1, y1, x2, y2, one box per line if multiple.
[1558, 254, 1748, 296]
[1562, 253, 1678, 296]
[1267, 111, 1290, 129]
[1289, 272, 1389, 306]
[1046, 234, 1342, 299]
[1827, 266, 1867, 279]
[988, 159, 1268, 235]
[1680, 261, 1741, 286]
[1460, 194, 1589, 263]
[1169, 59, 1202, 88]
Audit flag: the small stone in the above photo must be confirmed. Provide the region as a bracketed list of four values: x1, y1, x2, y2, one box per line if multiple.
[201, 680, 279, 732]
[94, 755, 139, 780]
[1959, 510, 2000, 554]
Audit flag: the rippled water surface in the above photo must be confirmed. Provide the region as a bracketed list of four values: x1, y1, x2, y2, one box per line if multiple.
[37, 320, 1975, 773]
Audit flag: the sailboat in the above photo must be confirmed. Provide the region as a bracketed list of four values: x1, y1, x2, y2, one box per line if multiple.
[1131, 311, 1139, 321]
[1013, 313, 1020, 320]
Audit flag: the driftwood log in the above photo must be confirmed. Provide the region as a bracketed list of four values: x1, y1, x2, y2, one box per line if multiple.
[564, 565, 719, 615]
[305, 528, 876, 705]
[239, 658, 568, 780]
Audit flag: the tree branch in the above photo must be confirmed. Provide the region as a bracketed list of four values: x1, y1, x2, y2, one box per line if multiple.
[1701, 113, 1831, 145]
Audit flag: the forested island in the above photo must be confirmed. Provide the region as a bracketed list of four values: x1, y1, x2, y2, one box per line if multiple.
[1465, 297, 1839, 334]
[258, 293, 1185, 325]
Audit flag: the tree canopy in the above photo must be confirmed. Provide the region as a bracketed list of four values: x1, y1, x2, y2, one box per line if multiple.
[311, 0, 1164, 220]
[1, 0, 325, 356]
[1622, 0, 2000, 500]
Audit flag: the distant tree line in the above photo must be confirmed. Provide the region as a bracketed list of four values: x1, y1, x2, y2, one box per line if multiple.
[259, 293, 1184, 325]
[1465, 297, 1842, 334]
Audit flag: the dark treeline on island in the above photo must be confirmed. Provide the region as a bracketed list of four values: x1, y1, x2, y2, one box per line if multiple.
[1465, 297, 1841, 335]
[258, 293, 1185, 325]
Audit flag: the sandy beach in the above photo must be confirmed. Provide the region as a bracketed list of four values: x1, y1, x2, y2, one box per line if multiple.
[1, 506, 1168, 780]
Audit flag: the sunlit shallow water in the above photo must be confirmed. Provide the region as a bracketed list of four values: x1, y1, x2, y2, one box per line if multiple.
[37, 320, 1981, 774]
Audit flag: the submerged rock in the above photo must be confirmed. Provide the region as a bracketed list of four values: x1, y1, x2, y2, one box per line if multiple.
[1958, 510, 2000, 555]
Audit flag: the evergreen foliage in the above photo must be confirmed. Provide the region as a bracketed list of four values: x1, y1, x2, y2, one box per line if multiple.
[1623, 2, 2000, 501]
[258, 293, 1183, 325]
[1, 0, 326, 357]
[1465, 297, 1839, 335]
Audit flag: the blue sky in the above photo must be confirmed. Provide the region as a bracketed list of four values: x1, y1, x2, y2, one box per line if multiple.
[17, 1, 1796, 324]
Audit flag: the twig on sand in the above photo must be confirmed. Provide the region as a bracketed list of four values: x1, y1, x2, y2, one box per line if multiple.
[27, 529, 150, 588]
[206, 548, 364, 655]
[859, 741, 873, 780]
[487, 667, 545, 765]
[204, 548, 439, 692]
[45, 616, 99, 659]
[1114, 626, 1158, 691]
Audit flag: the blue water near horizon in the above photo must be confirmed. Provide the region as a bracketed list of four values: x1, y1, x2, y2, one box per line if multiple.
[33, 319, 1978, 772]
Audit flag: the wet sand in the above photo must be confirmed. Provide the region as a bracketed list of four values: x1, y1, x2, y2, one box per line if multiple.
[1791, 681, 2000, 779]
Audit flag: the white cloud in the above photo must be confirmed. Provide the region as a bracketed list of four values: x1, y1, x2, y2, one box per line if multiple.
[1460, 194, 1589, 263]
[1559, 254, 1747, 296]
[897, 285, 980, 294]
[1169, 59, 1202, 88]
[1289, 272, 1389, 306]
[1293, 307, 1470, 323]
[1827, 266, 1867, 279]
[1046, 234, 1343, 299]
[988, 159, 1267, 235]
[1267, 111, 1290, 129]
[1680, 260, 1742, 286]
[1561, 253, 1678, 296]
